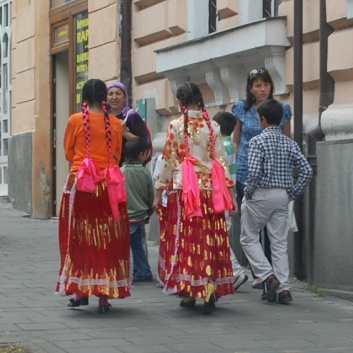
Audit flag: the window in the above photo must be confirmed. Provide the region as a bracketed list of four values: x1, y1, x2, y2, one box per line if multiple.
[0, 0, 11, 195]
[74, 11, 89, 112]
[263, 0, 283, 18]
[51, 0, 75, 9]
[209, 0, 217, 34]
[3, 33, 8, 57]
[348, 0, 353, 19]
[53, 23, 69, 45]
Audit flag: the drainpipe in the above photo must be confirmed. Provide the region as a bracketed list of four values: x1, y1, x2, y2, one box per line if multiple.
[293, 0, 305, 280]
[306, 0, 334, 283]
[309, 0, 334, 140]
[119, 0, 132, 105]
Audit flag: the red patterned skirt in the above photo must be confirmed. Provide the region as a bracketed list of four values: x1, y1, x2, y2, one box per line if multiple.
[158, 189, 234, 299]
[56, 176, 131, 299]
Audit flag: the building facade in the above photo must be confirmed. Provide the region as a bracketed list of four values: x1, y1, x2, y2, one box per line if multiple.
[7, 0, 353, 294]
[0, 0, 11, 198]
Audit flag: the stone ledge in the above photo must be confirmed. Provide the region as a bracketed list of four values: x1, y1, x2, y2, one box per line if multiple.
[321, 103, 353, 141]
[324, 289, 353, 303]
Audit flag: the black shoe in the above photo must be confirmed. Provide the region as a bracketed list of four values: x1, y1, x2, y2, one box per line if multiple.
[133, 275, 153, 282]
[180, 299, 196, 309]
[267, 294, 277, 304]
[203, 295, 216, 315]
[67, 296, 89, 307]
[261, 274, 280, 301]
[98, 303, 112, 313]
[203, 283, 216, 315]
[278, 290, 293, 304]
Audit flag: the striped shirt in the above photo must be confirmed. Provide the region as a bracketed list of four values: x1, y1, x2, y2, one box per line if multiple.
[244, 127, 313, 199]
[223, 136, 236, 184]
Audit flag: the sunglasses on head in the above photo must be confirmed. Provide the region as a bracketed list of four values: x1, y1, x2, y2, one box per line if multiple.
[249, 68, 268, 77]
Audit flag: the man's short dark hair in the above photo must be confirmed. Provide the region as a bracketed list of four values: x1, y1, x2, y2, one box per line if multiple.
[124, 137, 149, 162]
[257, 99, 283, 126]
[213, 111, 237, 136]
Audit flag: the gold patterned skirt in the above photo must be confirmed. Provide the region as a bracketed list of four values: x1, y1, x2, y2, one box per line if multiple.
[158, 189, 234, 299]
[56, 177, 131, 299]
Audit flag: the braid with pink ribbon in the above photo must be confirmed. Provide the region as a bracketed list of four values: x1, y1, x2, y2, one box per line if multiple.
[102, 100, 112, 164]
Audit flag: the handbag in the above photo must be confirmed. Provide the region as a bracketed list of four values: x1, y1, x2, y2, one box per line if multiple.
[287, 200, 298, 232]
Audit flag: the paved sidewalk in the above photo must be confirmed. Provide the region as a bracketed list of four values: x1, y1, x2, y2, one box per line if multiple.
[0, 202, 353, 353]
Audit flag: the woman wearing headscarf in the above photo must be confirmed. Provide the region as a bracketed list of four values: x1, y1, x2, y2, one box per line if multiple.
[107, 81, 152, 165]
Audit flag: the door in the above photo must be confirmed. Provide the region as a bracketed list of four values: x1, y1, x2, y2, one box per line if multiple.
[53, 50, 70, 216]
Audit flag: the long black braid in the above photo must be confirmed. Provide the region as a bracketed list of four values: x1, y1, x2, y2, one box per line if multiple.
[81, 79, 112, 159]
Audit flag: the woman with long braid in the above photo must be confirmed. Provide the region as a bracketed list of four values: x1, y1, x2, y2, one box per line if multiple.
[153, 82, 238, 314]
[56, 79, 131, 313]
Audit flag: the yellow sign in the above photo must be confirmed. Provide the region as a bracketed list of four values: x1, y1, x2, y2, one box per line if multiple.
[54, 23, 69, 45]
[74, 11, 89, 112]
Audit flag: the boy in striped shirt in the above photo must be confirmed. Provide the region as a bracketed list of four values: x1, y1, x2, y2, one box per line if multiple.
[240, 99, 313, 304]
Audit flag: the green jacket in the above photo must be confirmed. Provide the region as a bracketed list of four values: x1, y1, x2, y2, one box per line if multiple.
[121, 163, 154, 221]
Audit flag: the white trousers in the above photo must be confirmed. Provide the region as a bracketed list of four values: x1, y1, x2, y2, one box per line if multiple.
[225, 211, 245, 279]
[240, 188, 290, 292]
[230, 248, 244, 279]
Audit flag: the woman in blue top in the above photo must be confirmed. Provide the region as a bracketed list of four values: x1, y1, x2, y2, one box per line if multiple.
[231, 68, 292, 289]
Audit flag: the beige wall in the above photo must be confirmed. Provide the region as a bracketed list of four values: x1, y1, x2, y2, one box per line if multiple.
[88, 0, 120, 81]
[12, 2, 36, 135]
[12, 0, 52, 218]
[282, 0, 353, 106]
[131, 0, 353, 131]
[131, 0, 188, 115]
[131, 0, 242, 127]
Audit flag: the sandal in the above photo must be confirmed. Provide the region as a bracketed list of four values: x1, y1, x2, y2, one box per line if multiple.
[98, 303, 112, 314]
[252, 278, 264, 289]
[98, 296, 111, 313]
[67, 296, 89, 307]
[180, 298, 196, 309]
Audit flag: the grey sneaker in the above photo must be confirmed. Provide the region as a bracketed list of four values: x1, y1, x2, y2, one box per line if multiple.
[234, 274, 249, 290]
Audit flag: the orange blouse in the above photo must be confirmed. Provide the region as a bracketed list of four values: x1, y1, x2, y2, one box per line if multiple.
[64, 112, 123, 172]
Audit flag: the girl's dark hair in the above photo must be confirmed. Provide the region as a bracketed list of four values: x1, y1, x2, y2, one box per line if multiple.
[124, 137, 150, 163]
[213, 112, 237, 136]
[82, 79, 108, 106]
[176, 82, 203, 108]
[245, 68, 274, 111]
[176, 82, 216, 159]
[176, 82, 205, 137]
[81, 79, 112, 161]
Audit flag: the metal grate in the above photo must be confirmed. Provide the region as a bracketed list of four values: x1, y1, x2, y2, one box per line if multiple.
[209, 0, 217, 33]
